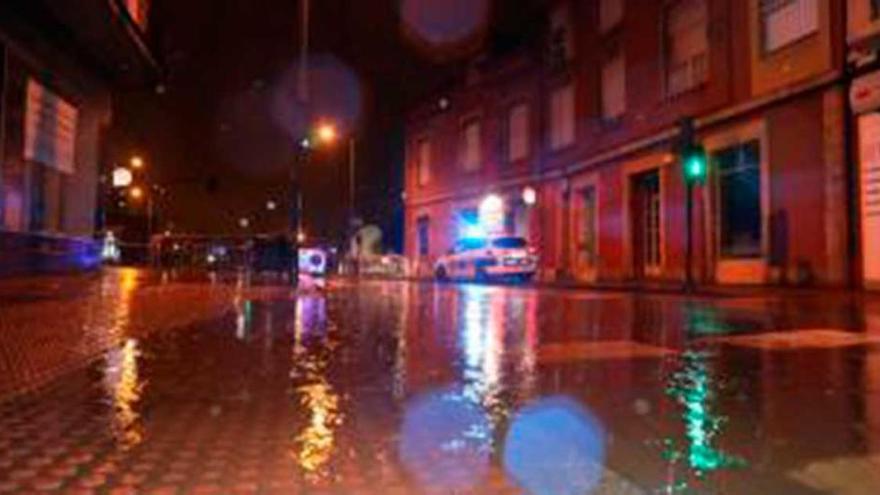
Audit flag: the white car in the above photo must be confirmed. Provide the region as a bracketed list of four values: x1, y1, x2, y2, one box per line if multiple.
[434, 236, 538, 283]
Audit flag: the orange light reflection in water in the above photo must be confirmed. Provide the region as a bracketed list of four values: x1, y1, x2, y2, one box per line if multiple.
[102, 269, 144, 450]
[291, 296, 342, 482]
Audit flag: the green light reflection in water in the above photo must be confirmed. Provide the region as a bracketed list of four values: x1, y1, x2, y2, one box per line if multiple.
[662, 350, 746, 492]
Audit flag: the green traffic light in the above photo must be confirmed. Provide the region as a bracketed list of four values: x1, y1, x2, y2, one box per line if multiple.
[686, 156, 705, 179]
[683, 145, 707, 183]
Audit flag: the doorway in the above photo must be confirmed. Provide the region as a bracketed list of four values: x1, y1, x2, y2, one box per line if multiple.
[631, 169, 661, 279]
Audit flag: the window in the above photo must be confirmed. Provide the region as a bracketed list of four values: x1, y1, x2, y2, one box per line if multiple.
[25, 80, 78, 174]
[549, 85, 575, 150]
[460, 118, 481, 171]
[601, 52, 626, 120]
[760, 0, 818, 52]
[507, 103, 530, 162]
[416, 138, 431, 186]
[492, 237, 527, 249]
[599, 0, 624, 33]
[665, 0, 709, 97]
[579, 187, 598, 266]
[457, 238, 488, 251]
[714, 140, 763, 258]
[416, 216, 430, 256]
[549, 5, 574, 69]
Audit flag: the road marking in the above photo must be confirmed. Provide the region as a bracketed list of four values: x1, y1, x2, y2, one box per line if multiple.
[788, 455, 880, 495]
[538, 341, 676, 363]
[699, 329, 880, 350]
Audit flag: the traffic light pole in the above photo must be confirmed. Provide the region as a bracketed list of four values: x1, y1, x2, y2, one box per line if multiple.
[685, 181, 695, 293]
[289, 146, 308, 288]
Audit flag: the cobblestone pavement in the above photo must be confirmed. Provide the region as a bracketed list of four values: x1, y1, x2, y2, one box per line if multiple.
[1, 268, 879, 494]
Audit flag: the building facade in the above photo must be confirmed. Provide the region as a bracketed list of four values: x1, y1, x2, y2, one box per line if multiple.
[405, 0, 859, 288]
[0, 0, 158, 276]
[848, 0, 880, 290]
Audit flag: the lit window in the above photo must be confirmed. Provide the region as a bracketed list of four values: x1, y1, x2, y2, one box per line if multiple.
[760, 0, 818, 52]
[599, 0, 624, 33]
[507, 103, 530, 162]
[461, 118, 481, 171]
[665, 0, 709, 97]
[549, 85, 575, 150]
[601, 52, 626, 120]
[416, 138, 431, 186]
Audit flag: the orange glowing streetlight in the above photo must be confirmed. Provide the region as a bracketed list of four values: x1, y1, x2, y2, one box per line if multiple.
[129, 186, 144, 200]
[130, 156, 145, 170]
[316, 123, 338, 145]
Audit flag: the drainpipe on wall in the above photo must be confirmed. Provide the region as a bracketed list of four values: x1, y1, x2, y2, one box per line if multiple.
[841, 1, 859, 290]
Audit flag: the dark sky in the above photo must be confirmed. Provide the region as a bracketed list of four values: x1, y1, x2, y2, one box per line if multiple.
[113, 0, 547, 246]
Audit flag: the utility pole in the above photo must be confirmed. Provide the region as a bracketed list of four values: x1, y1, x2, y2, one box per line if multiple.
[289, 0, 311, 287]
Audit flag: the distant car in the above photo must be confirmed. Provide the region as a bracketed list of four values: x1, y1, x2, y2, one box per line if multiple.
[434, 236, 538, 283]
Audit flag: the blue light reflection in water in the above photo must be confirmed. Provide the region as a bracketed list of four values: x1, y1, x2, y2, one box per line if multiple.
[398, 387, 492, 491]
[503, 397, 606, 495]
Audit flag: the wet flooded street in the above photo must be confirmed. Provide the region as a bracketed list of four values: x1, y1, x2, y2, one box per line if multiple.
[1, 269, 880, 494]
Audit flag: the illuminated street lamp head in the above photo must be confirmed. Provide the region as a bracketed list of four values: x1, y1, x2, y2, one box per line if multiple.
[522, 186, 537, 206]
[316, 123, 338, 144]
[266, 200, 278, 211]
[238, 217, 250, 229]
[129, 186, 144, 200]
[297, 231, 306, 243]
[130, 156, 144, 170]
[112, 167, 133, 188]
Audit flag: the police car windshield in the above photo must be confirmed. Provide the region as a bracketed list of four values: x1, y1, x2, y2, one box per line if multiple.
[459, 238, 488, 251]
[492, 237, 527, 249]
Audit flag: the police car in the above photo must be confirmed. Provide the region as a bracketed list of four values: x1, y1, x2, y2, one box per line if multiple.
[434, 236, 538, 283]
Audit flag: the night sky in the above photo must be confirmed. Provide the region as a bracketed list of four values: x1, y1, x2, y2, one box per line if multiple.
[113, 0, 547, 248]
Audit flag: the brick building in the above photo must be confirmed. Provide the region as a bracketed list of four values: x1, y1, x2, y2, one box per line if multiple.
[405, 0, 860, 288]
[0, 0, 159, 276]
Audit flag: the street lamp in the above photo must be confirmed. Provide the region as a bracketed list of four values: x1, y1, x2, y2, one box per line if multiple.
[266, 200, 278, 211]
[130, 156, 145, 170]
[316, 123, 338, 144]
[112, 167, 133, 188]
[522, 186, 537, 206]
[129, 186, 144, 200]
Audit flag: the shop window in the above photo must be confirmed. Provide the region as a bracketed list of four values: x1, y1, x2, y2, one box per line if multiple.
[760, 0, 818, 53]
[715, 140, 763, 258]
[665, 0, 709, 97]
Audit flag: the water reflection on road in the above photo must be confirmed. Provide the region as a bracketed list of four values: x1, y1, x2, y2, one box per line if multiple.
[0, 272, 879, 494]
